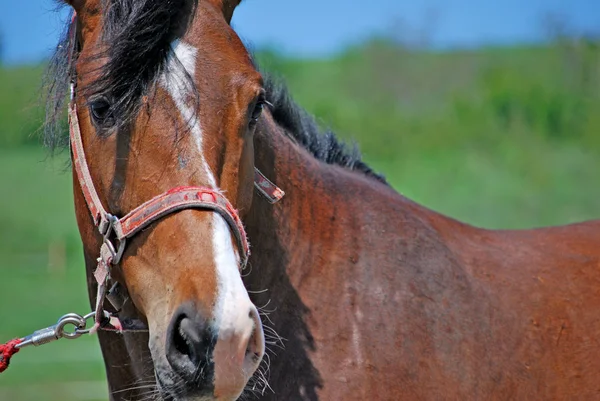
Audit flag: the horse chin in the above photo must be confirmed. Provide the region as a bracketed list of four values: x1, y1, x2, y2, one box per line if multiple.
[154, 366, 254, 401]
[154, 371, 206, 401]
[152, 350, 235, 401]
[154, 364, 183, 400]
[154, 362, 252, 401]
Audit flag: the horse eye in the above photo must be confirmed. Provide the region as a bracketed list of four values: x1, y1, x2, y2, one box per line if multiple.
[250, 100, 264, 126]
[89, 98, 114, 128]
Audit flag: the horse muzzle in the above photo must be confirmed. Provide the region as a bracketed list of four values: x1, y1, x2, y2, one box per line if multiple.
[156, 301, 264, 400]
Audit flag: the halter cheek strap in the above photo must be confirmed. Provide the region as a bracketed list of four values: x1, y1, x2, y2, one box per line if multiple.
[68, 99, 283, 332]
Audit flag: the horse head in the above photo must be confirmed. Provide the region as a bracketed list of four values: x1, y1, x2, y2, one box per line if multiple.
[64, 0, 266, 398]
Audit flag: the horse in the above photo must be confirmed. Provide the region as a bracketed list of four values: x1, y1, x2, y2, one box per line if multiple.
[43, 0, 600, 400]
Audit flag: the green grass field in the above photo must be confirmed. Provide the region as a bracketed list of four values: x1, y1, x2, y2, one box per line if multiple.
[0, 148, 107, 401]
[0, 39, 599, 400]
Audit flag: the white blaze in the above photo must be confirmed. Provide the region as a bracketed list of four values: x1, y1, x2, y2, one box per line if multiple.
[212, 214, 254, 333]
[160, 39, 215, 187]
[160, 40, 254, 336]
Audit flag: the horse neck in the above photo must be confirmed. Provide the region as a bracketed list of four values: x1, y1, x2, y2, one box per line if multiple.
[241, 114, 347, 390]
[244, 114, 344, 289]
[243, 112, 467, 306]
[242, 109, 411, 311]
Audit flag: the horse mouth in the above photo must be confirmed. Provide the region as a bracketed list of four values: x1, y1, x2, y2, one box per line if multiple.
[150, 302, 265, 401]
[155, 373, 175, 400]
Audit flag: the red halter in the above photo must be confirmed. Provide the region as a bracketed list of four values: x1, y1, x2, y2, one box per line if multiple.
[68, 99, 284, 332]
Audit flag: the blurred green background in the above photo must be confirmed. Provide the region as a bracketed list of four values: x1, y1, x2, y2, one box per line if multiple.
[1, 21, 600, 401]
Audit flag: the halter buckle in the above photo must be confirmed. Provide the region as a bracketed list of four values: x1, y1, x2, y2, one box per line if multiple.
[101, 214, 126, 265]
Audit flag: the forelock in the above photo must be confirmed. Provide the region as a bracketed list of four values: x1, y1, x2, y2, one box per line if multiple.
[86, 0, 198, 128]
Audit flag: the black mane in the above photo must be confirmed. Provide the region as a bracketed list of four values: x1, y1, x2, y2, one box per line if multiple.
[44, 1, 386, 184]
[263, 76, 387, 184]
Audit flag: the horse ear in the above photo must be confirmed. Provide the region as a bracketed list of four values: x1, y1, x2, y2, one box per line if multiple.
[65, 0, 86, 12]
[212, 0, 242, 24]
[223, 0, 242, 23]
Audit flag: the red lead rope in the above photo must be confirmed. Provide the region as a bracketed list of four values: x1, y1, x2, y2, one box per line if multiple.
[0, 339, 22, 373]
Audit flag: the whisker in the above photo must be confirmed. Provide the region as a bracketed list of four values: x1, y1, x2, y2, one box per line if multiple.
[241, 262, 253, 277]
[247, 288, 269, 294]
[112, 384, 158, 394]
[256, 298, 273, 311]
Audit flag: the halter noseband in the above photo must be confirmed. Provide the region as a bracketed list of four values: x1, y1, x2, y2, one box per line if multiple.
[68, 96, 283, 333]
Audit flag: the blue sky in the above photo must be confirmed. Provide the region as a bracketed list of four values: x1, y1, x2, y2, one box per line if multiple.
[1, 0, 598, 65]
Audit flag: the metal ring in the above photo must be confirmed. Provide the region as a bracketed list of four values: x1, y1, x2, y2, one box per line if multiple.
[103, 238, 117, 260]
[103, 214, 116, 239]
[73, 312, 99, 335]
[56, 313, 87, 340]
[102, 214, 122, 264]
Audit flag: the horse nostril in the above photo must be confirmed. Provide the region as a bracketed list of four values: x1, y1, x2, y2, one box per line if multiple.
[173, 317, 197, 359]
[166, 304, 215, 384]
